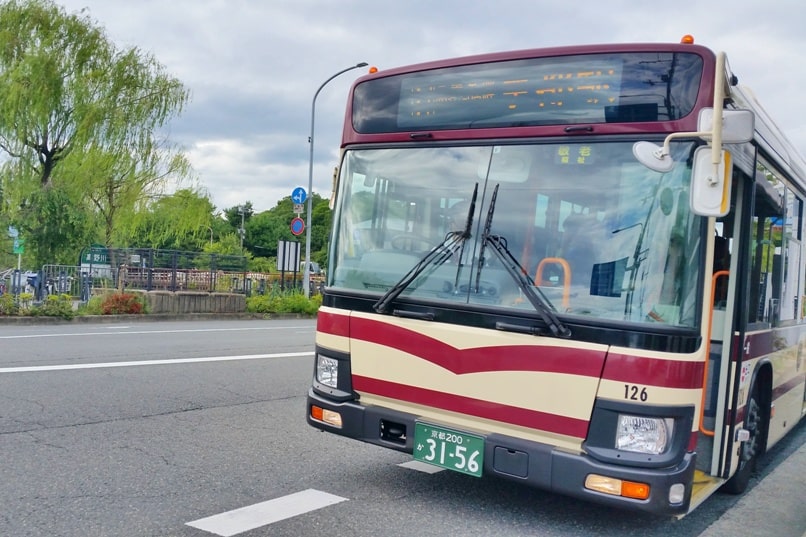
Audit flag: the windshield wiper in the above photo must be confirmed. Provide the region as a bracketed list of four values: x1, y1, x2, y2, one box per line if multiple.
[478, 184, 571, 338]
[374, 184, 478, 314]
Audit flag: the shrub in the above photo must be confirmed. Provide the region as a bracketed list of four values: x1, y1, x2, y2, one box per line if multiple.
[78, 294, 105, 315]
[246, 289, 321, 315]
[29, 294, 75, 319]
[100, 292, 147, 315]
[0, 293, 18, 316]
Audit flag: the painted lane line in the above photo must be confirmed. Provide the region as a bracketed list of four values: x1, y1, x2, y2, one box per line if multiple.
[398, 460, 445, 474]
[186, 489, 348, 536]
[0, 352, 313, 374]
[0, 325, 312, 339]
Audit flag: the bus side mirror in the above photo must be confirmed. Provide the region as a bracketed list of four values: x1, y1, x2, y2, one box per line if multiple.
[690, 147, 732, 217]
[697, 109, 754, 144]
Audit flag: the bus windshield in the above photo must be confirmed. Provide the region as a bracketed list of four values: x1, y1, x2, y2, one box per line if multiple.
[330, 140, 703, 327]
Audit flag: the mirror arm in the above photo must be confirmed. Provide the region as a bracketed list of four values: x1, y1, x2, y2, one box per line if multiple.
[656, 130, 713, 159]
[710, 52, 726, 166]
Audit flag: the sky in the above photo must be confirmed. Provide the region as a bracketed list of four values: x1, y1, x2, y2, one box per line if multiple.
[55, 0, 806, 214]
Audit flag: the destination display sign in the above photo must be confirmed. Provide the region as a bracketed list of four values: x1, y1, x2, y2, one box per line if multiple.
[352, 52, 703, 133]
[398, 58, 623, 128]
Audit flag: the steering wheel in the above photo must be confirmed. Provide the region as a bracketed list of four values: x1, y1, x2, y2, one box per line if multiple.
[390, 234, 432, 252]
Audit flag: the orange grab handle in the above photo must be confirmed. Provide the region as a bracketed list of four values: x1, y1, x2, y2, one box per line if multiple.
[535, 257, 571, 309]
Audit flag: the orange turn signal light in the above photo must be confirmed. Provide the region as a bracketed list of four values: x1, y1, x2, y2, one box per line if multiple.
[621, 480, 651, 500]
[311, 405, 324, 421]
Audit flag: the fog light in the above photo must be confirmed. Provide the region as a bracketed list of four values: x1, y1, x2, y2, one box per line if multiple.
[585, 474, 650, 500]
[669, 483, 686, 504]
[310, 405, 343, 428]
[585, 474, 621, 496]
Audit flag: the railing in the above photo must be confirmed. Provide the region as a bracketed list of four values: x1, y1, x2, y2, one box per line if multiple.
[1, 266, 321, 304]
[1, 246, 326, 303]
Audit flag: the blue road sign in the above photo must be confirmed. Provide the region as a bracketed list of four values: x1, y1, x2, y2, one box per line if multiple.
[292, 187, 307, 205]
[290, 217, 305, 236]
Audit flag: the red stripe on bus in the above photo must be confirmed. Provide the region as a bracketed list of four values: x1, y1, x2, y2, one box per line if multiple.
[773, 372, 806, 401]
[347, 315, 605, 376]
[354, 374, 589, 438]
[317, 310, 350, 336]
[601, 352, 705, 389]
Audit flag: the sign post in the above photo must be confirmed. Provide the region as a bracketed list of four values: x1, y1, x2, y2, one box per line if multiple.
[7, 226, 21, 270]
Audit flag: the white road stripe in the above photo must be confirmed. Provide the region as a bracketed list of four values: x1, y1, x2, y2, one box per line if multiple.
[398, 460, 445, 474]
[186, 489, 348, 536]
[0, 352, 313, 373]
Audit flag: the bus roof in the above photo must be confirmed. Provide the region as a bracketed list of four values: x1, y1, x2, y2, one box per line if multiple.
[353, 42, 716, 82]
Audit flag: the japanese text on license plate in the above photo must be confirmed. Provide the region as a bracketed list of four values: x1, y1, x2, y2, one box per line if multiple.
[413, 422, 484, 477]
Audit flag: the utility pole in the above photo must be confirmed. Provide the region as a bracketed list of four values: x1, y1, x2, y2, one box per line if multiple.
[238, 206, 245, 249]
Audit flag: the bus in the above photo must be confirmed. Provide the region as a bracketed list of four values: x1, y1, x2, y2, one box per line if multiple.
[306, 36, 806, 516]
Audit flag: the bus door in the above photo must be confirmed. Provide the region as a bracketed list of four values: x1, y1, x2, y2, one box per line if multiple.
[701, 168, 746, 481]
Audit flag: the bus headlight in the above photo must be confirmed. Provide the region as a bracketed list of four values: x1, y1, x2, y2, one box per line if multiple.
[616, 415, 674, 455]
[316, 356, 339, 388]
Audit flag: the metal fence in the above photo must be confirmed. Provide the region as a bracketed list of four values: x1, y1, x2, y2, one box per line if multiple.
[0, 248, 319, 303]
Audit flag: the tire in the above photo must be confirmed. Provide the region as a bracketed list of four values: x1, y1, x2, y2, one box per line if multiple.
[722, 383, 764, 494]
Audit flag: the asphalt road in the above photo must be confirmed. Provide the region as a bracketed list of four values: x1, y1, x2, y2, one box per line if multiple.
[0, 318, 803, 536]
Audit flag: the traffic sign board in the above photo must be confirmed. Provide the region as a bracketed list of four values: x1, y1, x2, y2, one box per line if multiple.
[12, 238, 24, 254]
[292, 187, 307, 205]
[290, 217, 305, 236]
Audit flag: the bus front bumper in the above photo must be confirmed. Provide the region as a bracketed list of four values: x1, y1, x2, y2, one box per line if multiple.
[306, 388, 696, 516]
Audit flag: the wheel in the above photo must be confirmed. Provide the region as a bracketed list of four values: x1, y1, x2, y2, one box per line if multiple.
[722, 383, 764, 494]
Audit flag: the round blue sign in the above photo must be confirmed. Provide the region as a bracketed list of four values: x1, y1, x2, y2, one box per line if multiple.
[290, 217, 305, 236]
[291, 187, 307, 204]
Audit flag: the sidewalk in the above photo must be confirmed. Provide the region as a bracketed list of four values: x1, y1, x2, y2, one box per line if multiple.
[698, 441, 806, 537]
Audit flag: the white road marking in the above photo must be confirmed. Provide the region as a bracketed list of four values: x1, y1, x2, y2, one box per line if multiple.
[398, 460, 445, 474]
[186, 489, 347, 536]
[0, 325, 312, 339]
[0, 352, 313, 374]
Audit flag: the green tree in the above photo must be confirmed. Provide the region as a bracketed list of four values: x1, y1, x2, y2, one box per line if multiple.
[0, 0, 190, 263]
[240, 194, 332, 269]
[128, 189, 215, 250]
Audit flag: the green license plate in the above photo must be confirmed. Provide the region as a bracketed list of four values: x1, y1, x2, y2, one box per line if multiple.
[413, 422, 484, 477]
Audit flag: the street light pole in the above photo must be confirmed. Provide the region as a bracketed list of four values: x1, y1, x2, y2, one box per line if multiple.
[303, 62, 368, 298]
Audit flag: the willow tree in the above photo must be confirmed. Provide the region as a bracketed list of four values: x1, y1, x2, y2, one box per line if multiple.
[0, 0, 191, 265]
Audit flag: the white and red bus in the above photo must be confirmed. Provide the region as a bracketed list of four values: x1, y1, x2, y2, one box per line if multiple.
[306, 36, 806, 516]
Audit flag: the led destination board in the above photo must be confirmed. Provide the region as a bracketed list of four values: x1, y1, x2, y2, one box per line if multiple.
[400, 61, 622, 127]
[352, 52, 703, 133]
